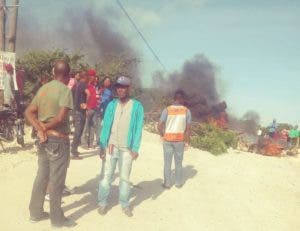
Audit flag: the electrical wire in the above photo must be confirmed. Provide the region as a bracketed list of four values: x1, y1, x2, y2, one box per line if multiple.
[116, 0, 167, 71]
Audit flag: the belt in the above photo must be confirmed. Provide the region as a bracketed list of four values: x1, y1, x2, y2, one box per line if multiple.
[46, 130, 69, 139]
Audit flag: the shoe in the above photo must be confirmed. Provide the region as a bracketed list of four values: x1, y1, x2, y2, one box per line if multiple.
[29, 212, 49, 223]
[45, 194, 50, 201]
[97, 206, 107, 215]
[175, 184, 183, 189]
[71, 150, 80, 155]
[81, 145, 90, 150]
[161, 184, 171, 189]
[51, 218, 77, 228]
[122, 207, 133, 217]
[71, 155, 82, 160]
[63, 186, 75, 195]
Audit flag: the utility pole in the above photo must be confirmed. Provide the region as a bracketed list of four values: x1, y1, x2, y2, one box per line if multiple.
[0, 0, 5, 51]
[7, 0, 19, 52]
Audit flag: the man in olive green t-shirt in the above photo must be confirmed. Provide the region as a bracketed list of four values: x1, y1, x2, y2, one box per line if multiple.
[25, 60, 76, 228]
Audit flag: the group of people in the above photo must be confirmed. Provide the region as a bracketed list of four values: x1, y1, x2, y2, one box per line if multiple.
[265, 119, 300, 150]
[25, 60, 192, 228]
[69, 69, 113, 159]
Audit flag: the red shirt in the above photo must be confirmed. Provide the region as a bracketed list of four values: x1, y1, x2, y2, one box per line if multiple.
[87, 84, 97, 109]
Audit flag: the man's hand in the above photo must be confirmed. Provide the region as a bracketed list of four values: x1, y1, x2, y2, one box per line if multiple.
[80, 103, 87, 110]
[99, 148, 106, 160]
[184, 142, 190, 151]
[38, 121, 47, 132]
[37, 130, 47, 143]
[131, 152, 139, 160]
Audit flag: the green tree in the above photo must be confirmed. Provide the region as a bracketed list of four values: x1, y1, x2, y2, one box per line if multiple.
[16, 49, 88, 102]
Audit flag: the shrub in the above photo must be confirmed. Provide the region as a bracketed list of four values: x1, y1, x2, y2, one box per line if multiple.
[191, 123, 237, 155]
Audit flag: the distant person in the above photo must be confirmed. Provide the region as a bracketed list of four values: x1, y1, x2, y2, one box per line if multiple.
[25, 60, 76, 228]
[81, 69, 98, 148]
[2, 63, 15, 106]
[95, 77, 113, 144]
[97, 76, 144, 217]
[257, 127, 262, 137]
[99, 77, 113, 117]
[268, 119, 277, 138]
[157, 90, 192, 189]
[94, 76, 113, 145]
[71, 71, 88, 159]
[288, 125, 300, 150]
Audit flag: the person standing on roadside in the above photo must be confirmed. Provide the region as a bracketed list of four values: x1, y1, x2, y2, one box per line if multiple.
[81, 69, 98, 148]
[97, 76, 144, 217]
[95, 77, 113, 144]
[25, 60, 76, 228]
[71, 71, 89, 159]
[157, 90, 192, 189]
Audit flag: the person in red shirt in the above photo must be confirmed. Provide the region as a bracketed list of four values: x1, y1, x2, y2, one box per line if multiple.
[81, 69, 98, 148]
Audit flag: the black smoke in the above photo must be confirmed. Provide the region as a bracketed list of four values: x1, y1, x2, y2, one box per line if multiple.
[152, 54, 222, 120]
[16, 2, 140, 85]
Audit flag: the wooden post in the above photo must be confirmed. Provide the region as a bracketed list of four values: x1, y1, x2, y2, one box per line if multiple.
[0, 0, 5, 105]
[0, 0, 5, 51]
[7, 0, 19, 52]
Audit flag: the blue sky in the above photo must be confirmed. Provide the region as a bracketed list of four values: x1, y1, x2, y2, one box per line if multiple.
[16, 0, 300, 125]
[123, 0, 300, 126]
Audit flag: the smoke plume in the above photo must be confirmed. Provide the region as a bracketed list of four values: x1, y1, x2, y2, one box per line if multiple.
[152, 54, 222, 120]
[16, 2, 140, 84]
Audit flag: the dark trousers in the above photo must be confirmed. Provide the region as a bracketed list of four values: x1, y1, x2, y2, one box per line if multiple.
[29, 136, 69, 225]
[71, 110, 86, 154]
[81, 109, 96, 147]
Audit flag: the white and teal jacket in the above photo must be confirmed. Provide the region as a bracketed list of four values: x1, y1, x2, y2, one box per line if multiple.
[99, 98, 144, 152]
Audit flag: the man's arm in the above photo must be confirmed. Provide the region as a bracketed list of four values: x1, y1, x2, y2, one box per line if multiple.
[25, 104, 46, 142]
[157, 108, 167, 137]
[185, 123, 191, 145]
[131, 103, 144, 160]
[85, 88, 91, 102]
[157, 121, 165, 137]
[185, 109, 192, 145]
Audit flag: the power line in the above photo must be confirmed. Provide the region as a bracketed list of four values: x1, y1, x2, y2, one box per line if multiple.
[116, 0, 167, 71]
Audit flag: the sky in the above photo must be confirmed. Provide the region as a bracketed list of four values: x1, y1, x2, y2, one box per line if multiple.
[13, 0, 300, 126]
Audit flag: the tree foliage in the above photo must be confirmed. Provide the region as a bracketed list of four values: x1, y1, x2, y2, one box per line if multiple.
[191, 123, 238, 155]
[95, 53, 140, 86]
[16, 49, 88, 102]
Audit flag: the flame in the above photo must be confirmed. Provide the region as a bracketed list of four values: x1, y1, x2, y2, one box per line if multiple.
[208, 111, 228, 129]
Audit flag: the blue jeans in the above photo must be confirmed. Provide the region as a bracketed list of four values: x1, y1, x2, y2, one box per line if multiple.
[163, 141, 185, 187]
[98, 147, 133, 208]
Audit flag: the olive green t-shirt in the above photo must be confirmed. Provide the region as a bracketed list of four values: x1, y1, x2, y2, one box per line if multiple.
[31, 79, 73, 134]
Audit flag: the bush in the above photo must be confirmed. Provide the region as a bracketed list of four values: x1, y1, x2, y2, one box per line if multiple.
[17, 49, 89, 103]
[191, 123, 237, 155]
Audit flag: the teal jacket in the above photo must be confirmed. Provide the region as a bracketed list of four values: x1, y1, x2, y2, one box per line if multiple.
[99, 98, 144, 152]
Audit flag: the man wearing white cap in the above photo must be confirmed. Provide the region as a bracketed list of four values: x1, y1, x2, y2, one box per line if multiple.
[97, 76, 144, 217]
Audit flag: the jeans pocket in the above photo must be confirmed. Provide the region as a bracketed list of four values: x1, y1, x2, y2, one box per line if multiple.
[45, 142, 61, 159]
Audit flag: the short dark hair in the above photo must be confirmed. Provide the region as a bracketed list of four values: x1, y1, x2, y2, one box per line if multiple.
[174, 89, 186, 100]
[53, 60, 70, 77]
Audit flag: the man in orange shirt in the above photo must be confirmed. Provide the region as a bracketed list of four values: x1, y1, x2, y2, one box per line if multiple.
[157, 90, 192, 189]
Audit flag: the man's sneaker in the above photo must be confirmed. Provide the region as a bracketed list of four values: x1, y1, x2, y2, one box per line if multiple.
[51, 218, 77, 228]
[122, 207, 133, 217]
[29, 212, 49, 223]
[97, 206, 107, 215]
[63, 186, 75, 195]
[71, 155, 83, 160]
[45, 193, 50, 201]
[161, 184, 171, 189]
[175, 184, 183, 189]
